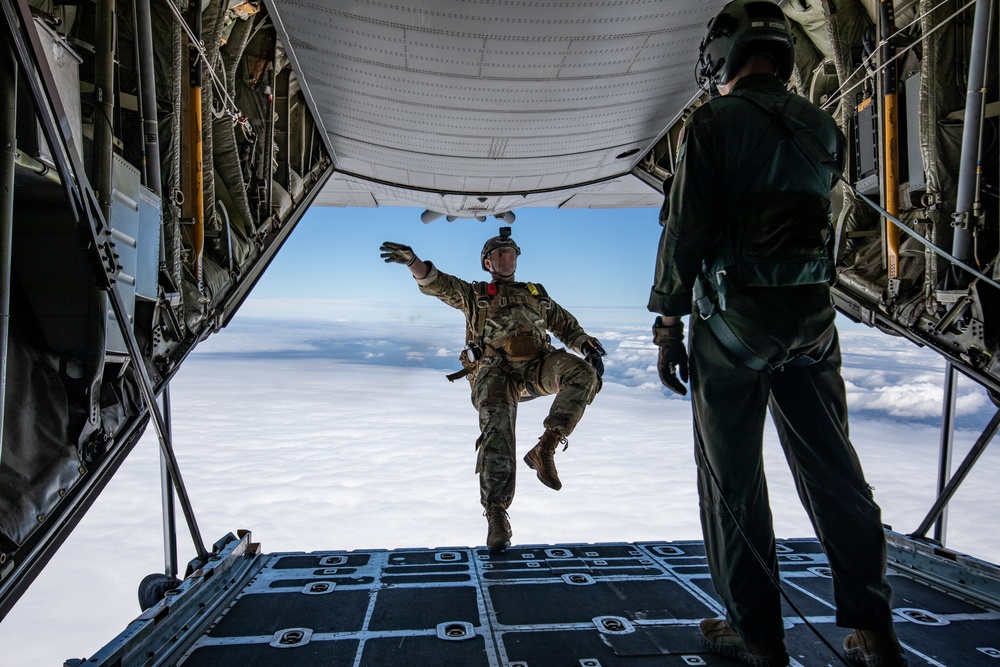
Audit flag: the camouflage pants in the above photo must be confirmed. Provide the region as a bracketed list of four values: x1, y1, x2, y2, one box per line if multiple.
[471, 348, 599, 509]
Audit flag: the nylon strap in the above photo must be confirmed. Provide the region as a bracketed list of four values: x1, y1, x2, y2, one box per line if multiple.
[702, 305, 820, 373]
[470, 281, 549, 344]
[734, 94, 1000, 292]
[688, 94, 1000, 372]
[694, 275, 772, 371]
[703, 310, 770, 371]
[449, 282, 550, 382]
[470, 281, 489, 344]
[446, 367, 472, 382]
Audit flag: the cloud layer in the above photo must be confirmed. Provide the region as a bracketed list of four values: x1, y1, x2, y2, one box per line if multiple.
[2, 309, 997, 665]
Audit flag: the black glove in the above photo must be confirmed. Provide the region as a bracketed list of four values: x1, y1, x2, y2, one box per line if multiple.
[379, 241, 416, 266]
[581, 338, 607, 378]
[652, 319, 688, 396]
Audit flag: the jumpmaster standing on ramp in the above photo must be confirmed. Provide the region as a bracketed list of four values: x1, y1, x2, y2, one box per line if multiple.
[380, 229, 605, 553]
[647, 1, 905, 666]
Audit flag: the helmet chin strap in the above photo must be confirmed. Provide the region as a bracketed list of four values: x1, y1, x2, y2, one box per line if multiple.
[491, 268, 516, 280]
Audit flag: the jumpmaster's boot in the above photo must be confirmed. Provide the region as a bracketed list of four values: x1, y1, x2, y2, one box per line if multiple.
[843, 628, 908, 666]
[523, 429, 566, 490]
[485, 504, 512, 553]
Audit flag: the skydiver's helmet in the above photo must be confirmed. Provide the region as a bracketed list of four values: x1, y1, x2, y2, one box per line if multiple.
[696, 0, 795, 90]
[481, 226, 521, 272]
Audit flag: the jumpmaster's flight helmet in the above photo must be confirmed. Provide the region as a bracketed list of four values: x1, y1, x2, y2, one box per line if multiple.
[481, 227, 521, 271]
[697, 0, 795, 89]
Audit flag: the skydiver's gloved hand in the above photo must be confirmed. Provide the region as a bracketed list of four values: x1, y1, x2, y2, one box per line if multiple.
[652, 319, 688, 396]
[379, 241, 416, 266]
[580, 338, 607, 378]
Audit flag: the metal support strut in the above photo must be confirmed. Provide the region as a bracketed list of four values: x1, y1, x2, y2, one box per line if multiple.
[105, 276, 209, 564]
[0, 35, 15, 468]
[948, 0, 996, 286]
[134, 0, 180, 580]
[93, 0, 116, 223]
[160, 386, 179, 578]
[134, 0, 161, 194]
[912, 408, 1000, 540]
[934, 362, 958, 543]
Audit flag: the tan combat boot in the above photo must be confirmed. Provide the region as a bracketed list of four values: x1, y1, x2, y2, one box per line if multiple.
[700, 619, 789, 667]
[843, 628, 908, 666]
[484, 504, 511, 553]
[523, 429, 565, 490]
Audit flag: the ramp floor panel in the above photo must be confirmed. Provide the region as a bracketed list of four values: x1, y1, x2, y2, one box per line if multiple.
[157, 539, 1000, 666]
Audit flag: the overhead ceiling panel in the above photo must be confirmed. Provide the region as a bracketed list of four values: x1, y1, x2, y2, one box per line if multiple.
[269, 0, 721, 208]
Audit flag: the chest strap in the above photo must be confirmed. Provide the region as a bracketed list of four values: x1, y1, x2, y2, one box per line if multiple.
[469, 281, 549, 343]
[695, 276, 815, 373]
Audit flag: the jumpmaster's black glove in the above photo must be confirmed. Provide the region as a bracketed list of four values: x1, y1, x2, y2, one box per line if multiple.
[379, 241, 416, 266]
[652, 319, 688, 396]
[580, 338, 607, 378]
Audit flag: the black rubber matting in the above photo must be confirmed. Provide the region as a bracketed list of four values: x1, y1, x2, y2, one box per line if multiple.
[172, 540, 1000, 666]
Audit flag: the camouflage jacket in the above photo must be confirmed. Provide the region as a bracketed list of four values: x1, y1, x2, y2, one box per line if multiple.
[416, 262, 592, 353]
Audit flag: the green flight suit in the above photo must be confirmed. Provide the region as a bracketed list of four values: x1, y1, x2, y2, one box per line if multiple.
[417, 262, 599, 509]
[647, 74, 895, 647]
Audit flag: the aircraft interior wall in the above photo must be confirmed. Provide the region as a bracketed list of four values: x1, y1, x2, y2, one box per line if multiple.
[0, 0, 330, 615]
[819, 0, 1000, 383]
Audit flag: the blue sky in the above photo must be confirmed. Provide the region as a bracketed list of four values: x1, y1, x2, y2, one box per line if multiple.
[248, 205, 663, 312]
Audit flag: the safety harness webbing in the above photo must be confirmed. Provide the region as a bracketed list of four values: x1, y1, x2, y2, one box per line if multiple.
[445, 281, 550, 382]
[738, 94, 1000, 292]
[694, 275, 815, 373]
[698, 94, 1000, 372]
[705, 310, 772, 371]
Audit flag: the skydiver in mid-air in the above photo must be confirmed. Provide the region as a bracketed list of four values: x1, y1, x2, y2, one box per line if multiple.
[380, 228, 605, 553]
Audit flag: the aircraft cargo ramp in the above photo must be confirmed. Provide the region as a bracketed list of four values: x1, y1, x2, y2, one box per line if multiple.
[80, 531, 1000, 667]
